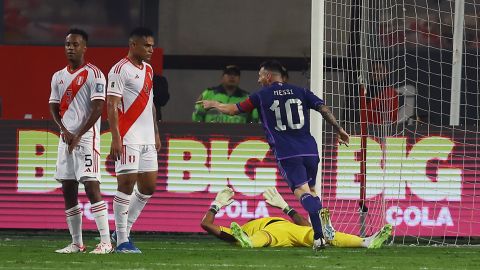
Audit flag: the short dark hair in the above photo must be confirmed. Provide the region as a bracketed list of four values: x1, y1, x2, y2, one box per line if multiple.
[260, 60, 284, 74]
[67, 28, 88, 43]
[129, 27, 154, 39]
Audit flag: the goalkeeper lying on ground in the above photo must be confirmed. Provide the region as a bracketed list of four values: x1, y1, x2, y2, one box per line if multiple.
[201, 187, 392, 248]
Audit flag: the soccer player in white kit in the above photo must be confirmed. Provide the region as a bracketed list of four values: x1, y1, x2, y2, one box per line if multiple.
[49, 29, 113, 254]
[107, 27, 161, 253]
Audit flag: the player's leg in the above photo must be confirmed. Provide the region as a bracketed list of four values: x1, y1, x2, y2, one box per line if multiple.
[278, 157, 325, 250]
[249, 230, 272, 248]
[56, 180, 87, 253]
[329, 232, 364, 247]
[113, 145, 140, 252]
[74, 144, 113, 254]
[126, 145, 158, 237]
[54, 141, 86, 253]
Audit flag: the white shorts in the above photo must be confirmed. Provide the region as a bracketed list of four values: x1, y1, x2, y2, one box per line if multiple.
[115, 144, 158, 175]
[55, 140, 101, 182]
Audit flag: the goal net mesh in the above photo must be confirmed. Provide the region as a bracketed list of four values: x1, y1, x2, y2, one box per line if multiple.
[320, 0, 480, 245]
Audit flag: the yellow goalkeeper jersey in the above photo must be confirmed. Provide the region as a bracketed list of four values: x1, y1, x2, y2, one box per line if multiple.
[220, 217, 313, 247]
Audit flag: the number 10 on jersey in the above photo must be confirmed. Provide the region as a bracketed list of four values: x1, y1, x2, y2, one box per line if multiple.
[270, 99, 305, 131]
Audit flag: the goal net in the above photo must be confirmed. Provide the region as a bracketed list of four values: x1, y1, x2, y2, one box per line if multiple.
[318, 0, 480, 245]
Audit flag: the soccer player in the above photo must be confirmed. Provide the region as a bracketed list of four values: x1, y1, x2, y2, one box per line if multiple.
[107, 27, 161, 253]
[49, 29, 112, 254]
[198, 60, 350, 250]
[201, 187, 392, 249]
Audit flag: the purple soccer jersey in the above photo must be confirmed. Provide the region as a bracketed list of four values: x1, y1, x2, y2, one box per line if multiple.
[237, 82, 324, 160]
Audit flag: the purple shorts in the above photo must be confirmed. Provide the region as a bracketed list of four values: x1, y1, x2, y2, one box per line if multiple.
[277, 156, 320, 191]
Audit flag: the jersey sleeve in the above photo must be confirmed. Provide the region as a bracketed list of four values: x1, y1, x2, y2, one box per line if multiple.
[49, 72, 60, 104]
[304, 88, 324, 109]
[107, 69, 125, 97]
[90, 71, 107, 101]
[237, 93, 259, 113]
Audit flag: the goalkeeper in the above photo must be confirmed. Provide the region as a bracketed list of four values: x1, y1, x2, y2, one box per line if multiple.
[201, 187, 392, 248]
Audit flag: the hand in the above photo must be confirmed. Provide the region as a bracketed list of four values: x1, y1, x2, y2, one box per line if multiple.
[61, 129, 74, 145]
[196, 100, 219, 110]
[110, 137, 123, 161]
[263, 187, 289, 210]
[68, 134, 81, 153]
[337, 128, 350, 147]
[155, 134, 161, 152]
[212, 187, 234, 209]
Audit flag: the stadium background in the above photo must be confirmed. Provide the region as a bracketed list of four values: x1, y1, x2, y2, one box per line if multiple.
[0, 0, 479, 240]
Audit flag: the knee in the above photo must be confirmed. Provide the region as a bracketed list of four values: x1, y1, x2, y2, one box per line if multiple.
[137, 185, 155, 196]
[117, 180, 136, 194]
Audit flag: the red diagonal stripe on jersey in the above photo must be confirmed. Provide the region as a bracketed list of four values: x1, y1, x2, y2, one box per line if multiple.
[118, 65, 153, 137]
[59, 69, 89, 117]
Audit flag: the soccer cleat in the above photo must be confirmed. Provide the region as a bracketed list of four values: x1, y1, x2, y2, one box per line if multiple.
[368, 224, 393, 249]
[312, 237, 326, 251]
[320, 208, 336, 241]
[230, 222, 253, 248]
[89, 242, 114, 254]
[115, 241, 142, 254]
[55, 243, 86, 254]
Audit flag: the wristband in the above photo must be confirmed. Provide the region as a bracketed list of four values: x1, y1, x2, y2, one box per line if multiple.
[283, 206, 295, 216]
[209, 204, 220, 214]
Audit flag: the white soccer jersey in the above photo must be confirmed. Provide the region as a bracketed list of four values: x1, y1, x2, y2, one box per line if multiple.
[49, 63, 106, 148]
[107, 58, 155, 145]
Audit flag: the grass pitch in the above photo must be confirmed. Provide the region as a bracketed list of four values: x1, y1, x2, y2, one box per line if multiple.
[1, 231, 479, 270]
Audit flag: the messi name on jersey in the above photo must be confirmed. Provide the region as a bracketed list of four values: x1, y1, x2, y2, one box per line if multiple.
[273, 89, 294, 96]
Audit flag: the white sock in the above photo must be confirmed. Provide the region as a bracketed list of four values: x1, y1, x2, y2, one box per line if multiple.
[65, 205, 83, 246]
[127, 190, 152, 236]
[113, 191, 131, 244]
[91, 200, 111, 244]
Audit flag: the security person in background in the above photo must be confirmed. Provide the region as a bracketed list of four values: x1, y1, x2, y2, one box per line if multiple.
[192, 65, 259, 123]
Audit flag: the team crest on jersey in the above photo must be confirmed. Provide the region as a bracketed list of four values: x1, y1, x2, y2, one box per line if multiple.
[95, 83, 104, 93]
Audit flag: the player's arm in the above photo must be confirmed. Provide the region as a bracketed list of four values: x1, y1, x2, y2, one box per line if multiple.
[68, 99, 104, 153]
[316, 104, 350, 146]
[152, 105, 161, 152]
[197, 100, 240, 116]
[192, 94, 206, 122]
[49, 74, 74, 145]
[263, 187, 311, 226]
[49, 102, 73, 144]
[107, 95, 123, 160]
[200, 187, 236, 242]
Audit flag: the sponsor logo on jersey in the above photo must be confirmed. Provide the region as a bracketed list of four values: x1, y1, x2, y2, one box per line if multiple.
[85, 168, 91, 172]
[110, 81, 115, 88]
[59, 80, 64, 85]
[95, 83, 104, 93]
[135, 74, 139, 79]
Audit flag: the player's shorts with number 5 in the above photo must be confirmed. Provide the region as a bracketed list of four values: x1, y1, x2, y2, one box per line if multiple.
[115, 144, 158, 174]
[54, 140, 101, 182]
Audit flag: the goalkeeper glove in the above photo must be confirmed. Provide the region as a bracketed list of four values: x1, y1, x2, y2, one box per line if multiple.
[263, 187, 297, 217]
[263, 187, 289, 210]
[210, 187, 234, 214]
